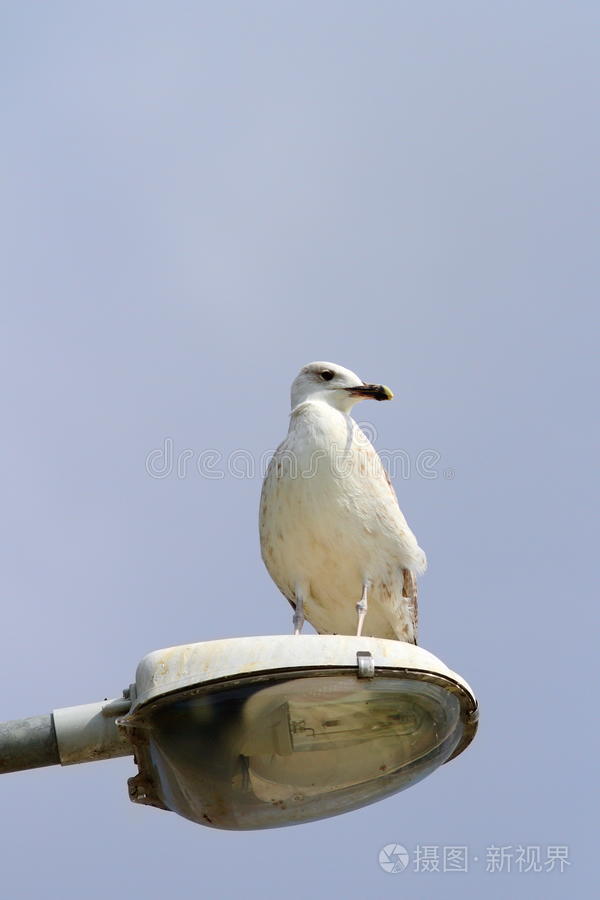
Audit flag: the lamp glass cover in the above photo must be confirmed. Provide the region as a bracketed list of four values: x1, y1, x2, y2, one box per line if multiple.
[135, 673, 464, 829]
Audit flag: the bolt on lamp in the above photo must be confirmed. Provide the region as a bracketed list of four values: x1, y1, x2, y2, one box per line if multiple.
[0, 635, 478, 830]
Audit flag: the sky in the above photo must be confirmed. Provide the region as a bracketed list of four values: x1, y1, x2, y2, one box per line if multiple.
[1, 2, 597, 897]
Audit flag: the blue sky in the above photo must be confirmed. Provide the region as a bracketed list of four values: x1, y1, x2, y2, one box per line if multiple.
[1, 2, 597, 898]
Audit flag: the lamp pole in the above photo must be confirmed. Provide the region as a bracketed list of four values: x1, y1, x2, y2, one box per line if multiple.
[0, 697, 132, 774]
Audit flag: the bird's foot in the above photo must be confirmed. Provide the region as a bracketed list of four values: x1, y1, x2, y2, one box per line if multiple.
[356, 583, 369, 637]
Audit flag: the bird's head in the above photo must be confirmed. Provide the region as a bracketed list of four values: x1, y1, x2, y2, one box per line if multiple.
[290, 361, 394, 413]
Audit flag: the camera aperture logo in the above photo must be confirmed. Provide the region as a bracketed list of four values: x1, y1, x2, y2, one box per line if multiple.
[379, 844, 409, 873]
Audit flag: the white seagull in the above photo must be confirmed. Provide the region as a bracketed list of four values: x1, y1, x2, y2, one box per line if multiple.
[259, 361, 427, 642]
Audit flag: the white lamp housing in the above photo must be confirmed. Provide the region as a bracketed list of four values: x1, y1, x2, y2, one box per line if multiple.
[118, 635, 478, 830]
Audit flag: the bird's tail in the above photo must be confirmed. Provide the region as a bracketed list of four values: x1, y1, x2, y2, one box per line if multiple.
[402, 568, 419, 645]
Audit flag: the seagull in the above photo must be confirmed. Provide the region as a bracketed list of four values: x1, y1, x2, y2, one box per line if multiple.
[259, 361, 427, 643]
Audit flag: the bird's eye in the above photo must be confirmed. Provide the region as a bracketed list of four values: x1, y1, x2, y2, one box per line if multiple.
[321, 370, 335, 381]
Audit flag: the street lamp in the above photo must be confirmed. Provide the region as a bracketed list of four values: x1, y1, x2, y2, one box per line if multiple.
[0, 635, 478, 830]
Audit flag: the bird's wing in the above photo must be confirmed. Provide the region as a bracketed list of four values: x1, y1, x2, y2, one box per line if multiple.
[352, 425, 426, 572]
[259, 441, 298, 612]
[354, 425, 408, 520]
[382, 467, 405, 517]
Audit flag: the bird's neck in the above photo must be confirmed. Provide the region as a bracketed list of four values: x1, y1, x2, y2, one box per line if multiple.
[288, 399, 355, 443]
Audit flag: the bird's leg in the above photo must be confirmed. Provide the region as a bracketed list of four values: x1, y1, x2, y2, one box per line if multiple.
[293, 587, 305, 635]
[356, 582, 369, 636]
